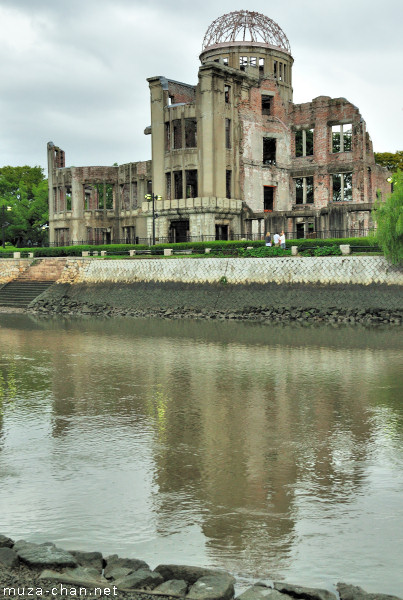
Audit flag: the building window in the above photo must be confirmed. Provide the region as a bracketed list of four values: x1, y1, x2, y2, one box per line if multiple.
[174, 171, 183, 199]
[295, 177, 314, 204]
[273, 60, 278, 78]
[263, 138, 276, 164]
[262, 95, 272, 116]
[240, 56, 248, 71]
[224, 85, 231, 103]
[147, 180, 152, 194]
[165, 122, 171, 151]
[333, 173, 352, 201]
[279, 63, 283, 81]
[283, 64, 287, 83]
[332, 124, 352, 153]
[66, 186, 72, 211]
[295, 129, 314, 157]
[173, 119, 182, 149]
[185, 119, 197, 148]
[131, 181, 138, 208]
[225, 118, 231, 149]
[223, 57, 229, 66]
[264, 186, 274, 211]
[165, 173, 171, 201]
[250, 57, 257, 67]
[226, 170, 231, 199]
[259, 58, 264, 74]
[185, 170, 198, 198]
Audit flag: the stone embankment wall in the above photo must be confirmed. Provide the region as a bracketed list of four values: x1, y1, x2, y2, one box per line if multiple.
[24, 256, 403, 323]
[0, 259, 30, 284]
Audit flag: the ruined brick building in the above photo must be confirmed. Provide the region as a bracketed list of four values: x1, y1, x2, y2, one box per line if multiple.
[48, 10, 391, 246]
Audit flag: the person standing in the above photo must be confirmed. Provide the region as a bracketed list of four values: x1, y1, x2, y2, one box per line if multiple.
[265, 232, 272, 247]
[273, 232, 280, 247]
[280, 230, 286, 249]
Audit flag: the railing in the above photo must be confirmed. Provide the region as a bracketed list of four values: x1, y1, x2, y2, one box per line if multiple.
[45, 229, 373, 247]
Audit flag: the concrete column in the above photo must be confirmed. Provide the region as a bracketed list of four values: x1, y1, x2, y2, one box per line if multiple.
[148, 77, 166, 199]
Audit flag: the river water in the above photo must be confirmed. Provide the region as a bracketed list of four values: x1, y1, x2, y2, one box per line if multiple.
[0, 314, 402, 595]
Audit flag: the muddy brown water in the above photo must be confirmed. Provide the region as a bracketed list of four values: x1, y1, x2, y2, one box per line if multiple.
[0, 314, 402, 596]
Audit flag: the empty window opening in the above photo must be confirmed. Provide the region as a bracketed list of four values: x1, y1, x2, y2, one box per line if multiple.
[165, 122, 171, 151]
[168, 95, 174, 105]
[123, 226, 135, 244]
[215, 224, 228, 241]
[333, 173, 352, 201]
[185, 119, 197, 148]
[273, 60, 278, 78]
[296, 223, 305, 239]
[264, 186, 274, 211]
[165, 173, 171, 201]
[262, 95, 272, 116]
[263, 138, 276, 164]
[169, 220, 189, 243]
[283, 64, 287, 83]
[295, 129, 314, 157]
[66, 186, 72, 211]
[259, 58, 265, 74]
[240, 56, 248, 71]
[295, 177, 314, 204]
[223, 57, 229, 66]
[147, 180, 152, 194]
[224, 85, 231, 103]
[185, 170, 198, 198]
[250, 57, 257, 67]
[226, 170, 232, 199]
[174, 171, 183, 199]
[332, 124, 352, 153]
[173, 119, 182, 149]
[225, 118, 231, 149]
[279, 63, 283, 81]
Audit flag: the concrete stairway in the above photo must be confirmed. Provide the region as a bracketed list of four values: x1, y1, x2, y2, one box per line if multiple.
[0, 258, 66, 308]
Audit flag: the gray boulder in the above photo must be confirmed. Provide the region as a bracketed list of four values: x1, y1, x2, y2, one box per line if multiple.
[187, 574, 236, 600]
[236, 585, 287, 600]
[337, 583, 402, 600]
[104, 554, 149, 574]
[155, 564, 228, 585]
[70, 550, 103, 572]
[155, 579, 188, 596]
[274, 582, 337, 600]
[0, 547, 19, 568]
[0, 535, 14, 548]
[16, 542, 77, 568]
[39, 567, 108, 588]
[114, 568, 164, 590]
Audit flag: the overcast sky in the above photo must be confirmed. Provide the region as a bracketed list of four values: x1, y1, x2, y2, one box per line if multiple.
[1, 0, 402, 173]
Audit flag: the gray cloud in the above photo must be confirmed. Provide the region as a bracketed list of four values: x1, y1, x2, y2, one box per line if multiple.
[0, 0, 402, 171]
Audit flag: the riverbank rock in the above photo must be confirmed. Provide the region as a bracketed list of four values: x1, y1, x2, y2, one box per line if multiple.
[15, 541, 77, 568]
[104, 554, 149, 580]
[0, 547, 19, 568]
[0, 535, 14, 548]
[39, 566, 108, 588]
[154, 579, 188, 596]
[155, 564, 228, 585]
[70, 550, 104, 572]
[337, 582, 402, 600]
[236, 584, 287, 600]
[273, 582, 337, 600]
[114, 568, 164, 590]
[186, 574, 236, 600]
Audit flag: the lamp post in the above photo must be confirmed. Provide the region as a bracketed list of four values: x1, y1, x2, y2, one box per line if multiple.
[1, 205, 12, 249]
[144, 193, 162, 246]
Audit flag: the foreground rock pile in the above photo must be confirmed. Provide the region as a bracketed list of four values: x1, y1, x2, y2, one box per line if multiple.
[29, 299, 402, 326]
[0, 535, 400, 600]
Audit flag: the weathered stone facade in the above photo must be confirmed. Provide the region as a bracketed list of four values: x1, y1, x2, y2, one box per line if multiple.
[47, 10, 391, 246]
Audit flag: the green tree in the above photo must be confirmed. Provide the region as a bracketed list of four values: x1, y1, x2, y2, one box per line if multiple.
[0, 165, 49, 246]
[374, 151, 403, 173]
[373, 171, 403, 265]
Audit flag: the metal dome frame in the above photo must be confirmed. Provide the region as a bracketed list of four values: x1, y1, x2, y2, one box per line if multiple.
[202, 10, 291, 54]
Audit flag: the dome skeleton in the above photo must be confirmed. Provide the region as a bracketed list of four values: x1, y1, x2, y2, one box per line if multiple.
[202, 10, 291, 54]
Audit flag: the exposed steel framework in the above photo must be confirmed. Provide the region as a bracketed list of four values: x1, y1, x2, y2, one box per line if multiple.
[202, 10, 291, 54]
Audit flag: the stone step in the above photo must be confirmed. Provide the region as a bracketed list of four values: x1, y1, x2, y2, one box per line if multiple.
[0, 280, 54, 307]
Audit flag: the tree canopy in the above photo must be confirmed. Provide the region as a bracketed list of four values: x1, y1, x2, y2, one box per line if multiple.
[374, 151, 403, 173]
[373, 170, 403, 265]
[0, 165, 49, 247]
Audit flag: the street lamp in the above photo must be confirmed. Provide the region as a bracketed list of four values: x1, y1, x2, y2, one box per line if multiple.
[1, 205, 12, 249]
[144, 193, 162, 246]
